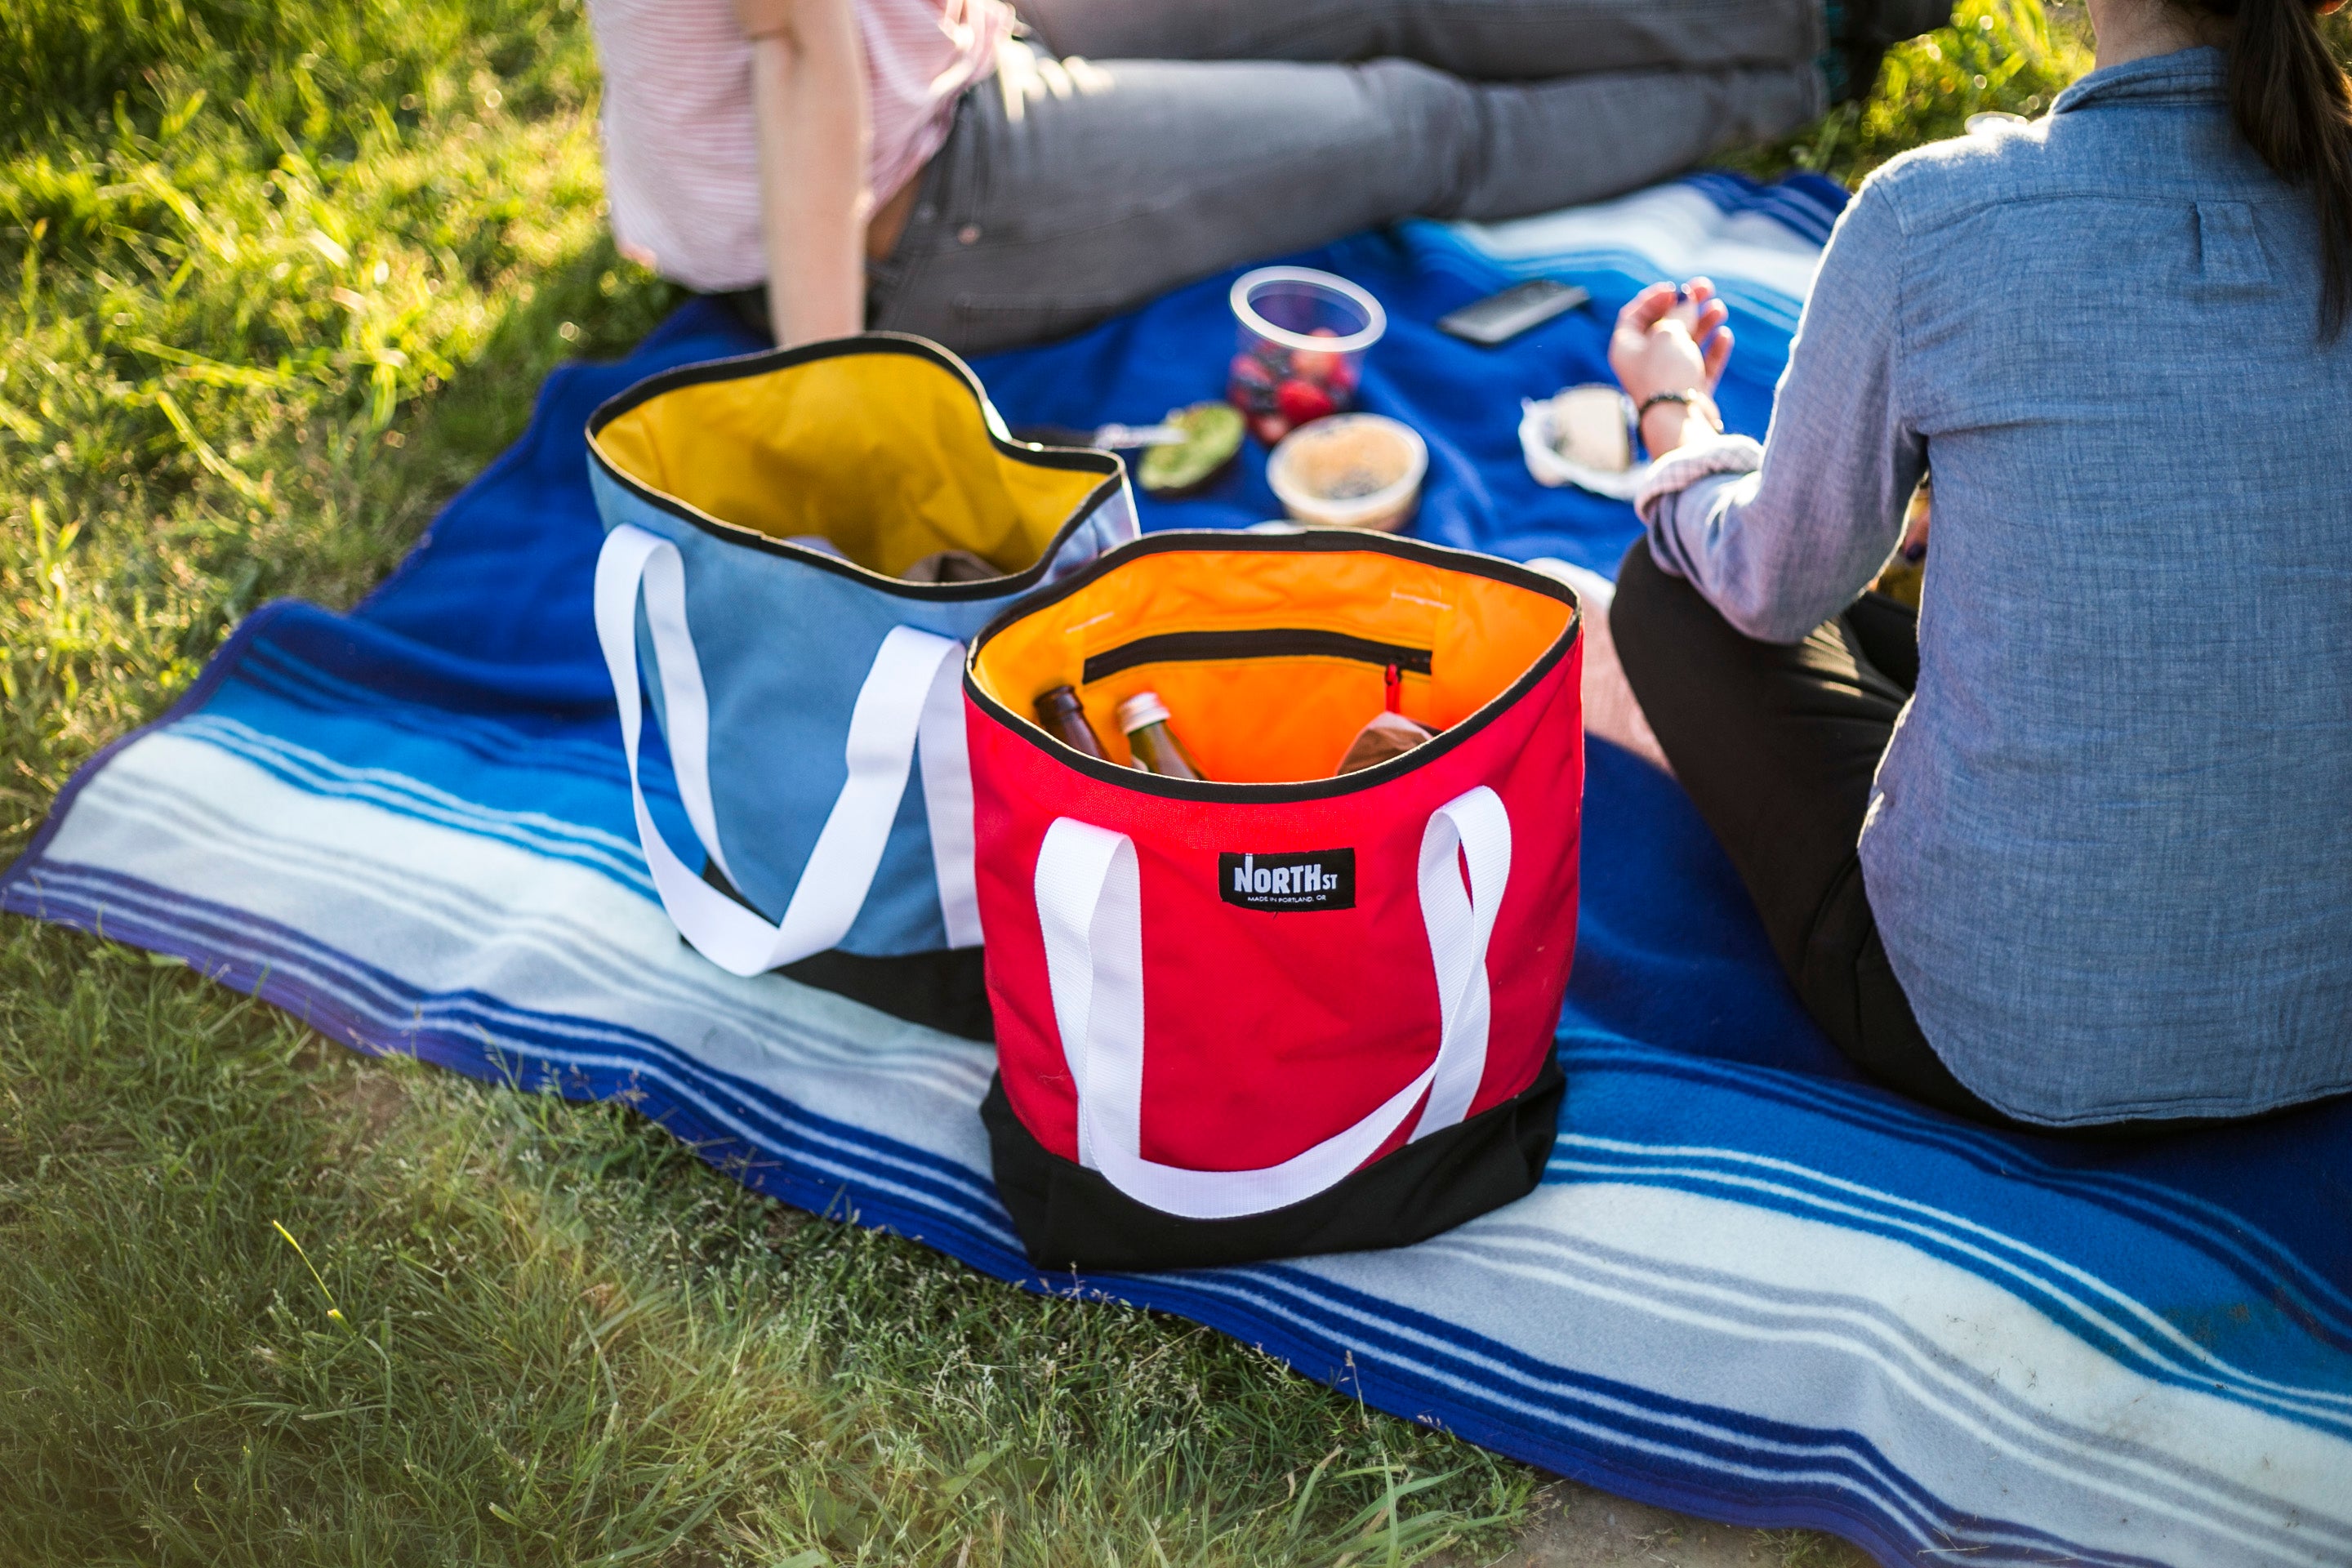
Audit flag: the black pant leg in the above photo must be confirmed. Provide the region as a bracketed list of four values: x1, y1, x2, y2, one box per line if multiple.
[1844, 588, 1921, 694]
[1610, 542, 2005, 1122]
[1610, 541, 1904, 1000]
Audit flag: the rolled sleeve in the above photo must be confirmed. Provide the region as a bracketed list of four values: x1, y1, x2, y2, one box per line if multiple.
[1634, 176, 1924, 644]
[1633, 432, 1762, 579]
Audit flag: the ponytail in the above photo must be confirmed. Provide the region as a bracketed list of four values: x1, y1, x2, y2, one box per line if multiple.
[2193, 0, 2352, 336]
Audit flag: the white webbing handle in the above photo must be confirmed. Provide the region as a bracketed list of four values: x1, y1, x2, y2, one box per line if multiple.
[1033, 786, 1511, 1220]
[593, 523, 981, 978]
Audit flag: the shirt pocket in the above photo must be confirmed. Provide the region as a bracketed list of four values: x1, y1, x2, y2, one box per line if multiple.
[2189, 200, 2274, 293]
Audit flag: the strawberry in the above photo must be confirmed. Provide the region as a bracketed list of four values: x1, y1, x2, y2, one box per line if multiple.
[1275, 377, 1336, 429]
[1290, 325, 1345, 385]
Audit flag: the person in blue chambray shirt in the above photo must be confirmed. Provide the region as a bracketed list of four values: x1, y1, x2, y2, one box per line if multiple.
[1601, 0, 2352, 1130]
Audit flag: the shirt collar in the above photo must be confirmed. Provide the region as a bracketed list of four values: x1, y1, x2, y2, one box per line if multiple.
[2051, 46, 2229, 115]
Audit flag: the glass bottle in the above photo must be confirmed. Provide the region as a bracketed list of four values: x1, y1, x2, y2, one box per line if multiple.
[1115, 691, 1204, 781]
[1034, 684, 1109, 760]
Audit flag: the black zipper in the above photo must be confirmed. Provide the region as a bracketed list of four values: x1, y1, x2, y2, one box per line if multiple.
[964, 528, 1582, 804]
[1081, 628, 1432, 684]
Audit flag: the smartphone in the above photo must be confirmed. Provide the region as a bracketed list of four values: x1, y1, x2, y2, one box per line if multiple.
[1436, 278, 1592, 346]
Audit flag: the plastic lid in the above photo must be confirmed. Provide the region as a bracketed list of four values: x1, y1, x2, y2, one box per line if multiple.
[1115, 691, 1171, 733]
[1228, 266, 1388, 356]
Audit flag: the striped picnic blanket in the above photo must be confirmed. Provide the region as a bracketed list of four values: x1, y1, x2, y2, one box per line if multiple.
[8, 174, 2349, 1567]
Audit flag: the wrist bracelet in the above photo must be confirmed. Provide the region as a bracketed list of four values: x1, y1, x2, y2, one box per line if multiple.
[1636, 389, 1724, 453]
[1637, 389, 1722, 426]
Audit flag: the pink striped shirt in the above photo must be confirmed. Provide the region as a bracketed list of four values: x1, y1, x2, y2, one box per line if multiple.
[586, 0, 1010, 292]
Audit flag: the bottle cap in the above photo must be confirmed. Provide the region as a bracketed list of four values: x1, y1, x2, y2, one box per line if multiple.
[1115, 691, 1171, 734]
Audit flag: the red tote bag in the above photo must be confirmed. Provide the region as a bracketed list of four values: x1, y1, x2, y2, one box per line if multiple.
[964, 532, 1584, 1271]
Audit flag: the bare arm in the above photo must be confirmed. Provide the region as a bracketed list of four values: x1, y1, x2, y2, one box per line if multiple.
[737, 0, 869, 345]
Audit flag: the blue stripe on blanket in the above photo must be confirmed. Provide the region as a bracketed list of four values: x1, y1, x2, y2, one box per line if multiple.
[7, 174, 2350, 1567]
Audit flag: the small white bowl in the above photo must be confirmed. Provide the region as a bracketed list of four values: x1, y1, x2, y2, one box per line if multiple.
[1518, 394, 1651, 500]
[1266, 414, 1428, 532]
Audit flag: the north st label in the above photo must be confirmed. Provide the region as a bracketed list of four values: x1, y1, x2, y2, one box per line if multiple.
[1218, 849, 1356, 912]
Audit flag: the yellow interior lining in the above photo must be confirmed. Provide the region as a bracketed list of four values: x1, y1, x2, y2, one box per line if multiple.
[590, 350, 1108, 578]
[973, 547, 1573, 783]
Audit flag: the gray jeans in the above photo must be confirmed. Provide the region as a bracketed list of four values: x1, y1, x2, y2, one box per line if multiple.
[868, 0, 1824, 354]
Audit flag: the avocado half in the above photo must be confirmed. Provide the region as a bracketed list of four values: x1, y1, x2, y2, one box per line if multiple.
[1138, 402, 1245, 498]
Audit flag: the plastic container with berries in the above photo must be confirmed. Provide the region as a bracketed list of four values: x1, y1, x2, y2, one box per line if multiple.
[1226, 267, 1387, 445]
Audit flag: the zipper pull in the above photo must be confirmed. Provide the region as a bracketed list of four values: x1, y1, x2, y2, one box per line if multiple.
[1383, 662, 1401, 714]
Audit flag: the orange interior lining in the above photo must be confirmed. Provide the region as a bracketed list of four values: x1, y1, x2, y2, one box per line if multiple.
[971, 546, 1574, 783]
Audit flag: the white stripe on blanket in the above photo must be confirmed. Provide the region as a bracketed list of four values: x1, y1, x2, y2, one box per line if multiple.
[21, 724, 2352, 1568]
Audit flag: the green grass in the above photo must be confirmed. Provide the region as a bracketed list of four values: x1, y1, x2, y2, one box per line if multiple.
[0, 2, 2082, 1561]
[1, 929, 1547, 1563]
[1790, 0, 2090, 180]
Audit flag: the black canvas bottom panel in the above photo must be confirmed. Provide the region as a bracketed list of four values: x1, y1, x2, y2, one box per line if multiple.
[693, 861, 993, 1040]
[775, 946, 993, 1041]
[982, 1054, 1564, 1272]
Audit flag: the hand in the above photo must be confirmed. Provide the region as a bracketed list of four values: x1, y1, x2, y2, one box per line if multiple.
[1607, 278, 1733, 408]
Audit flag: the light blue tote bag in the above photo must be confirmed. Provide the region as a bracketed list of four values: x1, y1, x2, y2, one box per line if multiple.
[587, 334, 1135, 1036]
